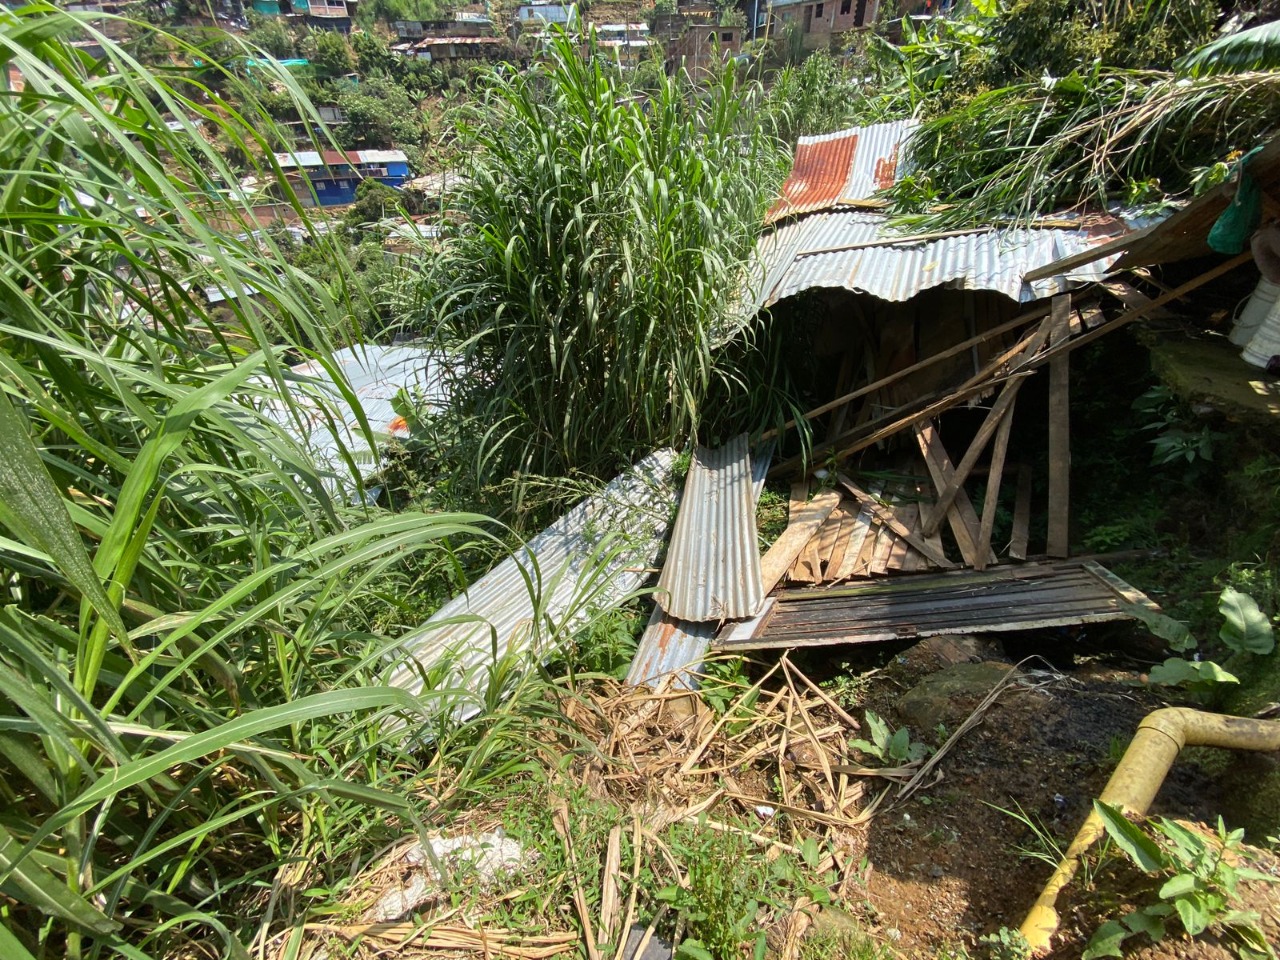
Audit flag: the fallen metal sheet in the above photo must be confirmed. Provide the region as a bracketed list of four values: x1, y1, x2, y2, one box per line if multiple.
[755, 211, 1127, 308]
[626, 442, 773, 689]
[766, 121, 919, 224]
[259, 344, 448, 486]
[656, 433, 763, 622]
[387, 449, 678, 700]
[715, 560, 1161, 651]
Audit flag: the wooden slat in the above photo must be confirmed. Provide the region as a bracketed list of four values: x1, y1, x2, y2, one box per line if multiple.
[1010, 463, 1032, 561]
[975, 397, 1015, 572]
[1047, 295, 1071, 558]
[913, 422, 996, 568]
[760, 490, 842, 594]
[869, 523, 895, 576]
[850, 518, 881, 578]
[887, 503, 918, 571]
[836, 475, 956, 569]
[833, 505, 875, 580]
[821, 504, 856, 580]
[813, 502, 847, 577]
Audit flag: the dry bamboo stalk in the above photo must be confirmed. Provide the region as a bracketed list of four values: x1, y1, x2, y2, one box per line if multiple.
[551, 800, 602, 960]
[676, 659, 784, 774]
[610, 818, 644, 960]
[785, 663, 835, 797]
[781, 655, 863, 731]
[598, 826, 623, 947]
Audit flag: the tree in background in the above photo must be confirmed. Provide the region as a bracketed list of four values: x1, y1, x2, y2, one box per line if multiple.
[304, 27, 355, 78]
[245, 10, 295, 57]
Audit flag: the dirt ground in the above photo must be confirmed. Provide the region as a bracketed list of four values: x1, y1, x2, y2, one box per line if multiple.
[782, 630, 1280, 958]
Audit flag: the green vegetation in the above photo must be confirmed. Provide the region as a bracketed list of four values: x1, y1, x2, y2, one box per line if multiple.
[411, 30, 797, 517]
[1085, 804, 1277, 959]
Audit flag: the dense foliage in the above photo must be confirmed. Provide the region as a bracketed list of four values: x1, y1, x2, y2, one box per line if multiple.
[0, 8, 577, 958]
[410, 32, 796, 516]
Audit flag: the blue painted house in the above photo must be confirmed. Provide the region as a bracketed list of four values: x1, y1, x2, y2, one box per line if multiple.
[274, 149, 412, 207]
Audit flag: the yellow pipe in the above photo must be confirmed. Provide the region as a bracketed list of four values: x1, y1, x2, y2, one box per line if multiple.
[1020, 707, 1280, 955]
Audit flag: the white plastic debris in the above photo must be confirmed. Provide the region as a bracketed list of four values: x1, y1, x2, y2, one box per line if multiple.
[368, 831, 527, 922]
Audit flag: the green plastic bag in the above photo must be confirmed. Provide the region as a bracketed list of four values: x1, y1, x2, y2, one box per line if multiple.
[1208, 146, 1265, 255]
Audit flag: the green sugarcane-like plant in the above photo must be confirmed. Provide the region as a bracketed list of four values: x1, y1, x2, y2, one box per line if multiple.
[0, 7, 607, 958]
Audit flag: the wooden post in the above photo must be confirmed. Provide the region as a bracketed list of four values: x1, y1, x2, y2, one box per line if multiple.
[1010, 463, 1031, 561]
[974, 401, 1015, 572]
[1046, 295, 1071, 558]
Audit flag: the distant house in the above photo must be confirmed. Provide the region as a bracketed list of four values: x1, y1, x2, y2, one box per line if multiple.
[251, 0, 358, 32]
[402, 36, 508, 63]
[273, 149, 411, 207]
[594, 22, 651, 66]
[769, 0, 879, 50]
[515, 1, 578, 27]
[664, 22, 742, 75]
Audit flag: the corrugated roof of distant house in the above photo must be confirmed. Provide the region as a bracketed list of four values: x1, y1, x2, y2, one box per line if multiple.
[755, 210, 1129, 306]
[274, 149, 409, 170]
[766, 120, 919, 224]
[411, 35, 506, 46]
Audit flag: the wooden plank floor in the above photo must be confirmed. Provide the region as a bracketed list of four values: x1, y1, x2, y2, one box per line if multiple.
[716, 561, 1159, 651]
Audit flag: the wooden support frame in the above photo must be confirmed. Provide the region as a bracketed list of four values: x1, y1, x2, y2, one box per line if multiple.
[913, 421, 997, 568]
[975, 398, 1015, 572]
[1046, 295, 1072, 558]
[920, 373, 1029, 538]
[1010, 463, 1032, 561]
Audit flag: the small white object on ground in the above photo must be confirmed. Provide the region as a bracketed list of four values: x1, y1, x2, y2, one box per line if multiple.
[368, 831, 526, 922]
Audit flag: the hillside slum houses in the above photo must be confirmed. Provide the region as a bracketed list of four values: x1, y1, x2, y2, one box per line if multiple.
[371, 122, 1280, 703]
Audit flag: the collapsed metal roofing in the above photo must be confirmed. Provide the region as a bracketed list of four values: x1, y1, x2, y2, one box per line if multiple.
[757, 121, 1134, 306]
[656, 434, 763, 622]
[260, 344, 446, 484]
[756, 211, 1128, 306]
[387, 450, 679, 702]
[766, 120, 919, 225]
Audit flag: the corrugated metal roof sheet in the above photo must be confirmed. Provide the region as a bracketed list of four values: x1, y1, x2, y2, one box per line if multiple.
[656, 433, 763, 622]
[756, 211, 1126, 306]
[767, 121, 919, 224]
[274, 149, 409, 170]
[260, 344, 446, 484]
[626, 443, 772, 690]
[387, 450, 678, 702]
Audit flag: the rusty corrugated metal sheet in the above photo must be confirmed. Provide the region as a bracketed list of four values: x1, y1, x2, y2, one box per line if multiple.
[756, 211, 1128, 306]
[656, 433, 763, 622]
[766, 121, 919, 225]
[387, 450, 678, 704]
[626, 442, 772, 689]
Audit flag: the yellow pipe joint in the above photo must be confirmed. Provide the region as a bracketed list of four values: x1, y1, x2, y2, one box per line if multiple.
[1019, 707, 1280, 955]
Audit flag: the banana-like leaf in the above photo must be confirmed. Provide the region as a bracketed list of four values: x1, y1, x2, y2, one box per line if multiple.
[1178, 21, 1280, 77]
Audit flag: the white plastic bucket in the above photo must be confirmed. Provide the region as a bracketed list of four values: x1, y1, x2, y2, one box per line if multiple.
[1242, 296, 1280, 368]
[1230, 277, 1280, 346]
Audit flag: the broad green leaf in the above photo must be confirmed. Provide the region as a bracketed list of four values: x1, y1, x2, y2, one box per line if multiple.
[0, 388, 127, 643]
[1120, 602, 1196, 652]
[1082, 919, 1130, 959]
[1158, 873, 1198, 899]
[1094, 801, 1166, 873]
[0, 823, 118, 934]
[1218, 586, 1274, 655]
[1147, 658, 1237, 688]
[1121, 908, 1166, 941]
[1175, 893, 1211, 935]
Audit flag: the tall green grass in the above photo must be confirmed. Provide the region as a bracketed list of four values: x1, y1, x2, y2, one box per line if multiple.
[0, 7, 591, 957]
[408, 30, 794, 515]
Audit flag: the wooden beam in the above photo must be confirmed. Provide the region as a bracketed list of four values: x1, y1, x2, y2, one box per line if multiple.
[836, 475, 956, 569]
[833, 504, 875, 580]
[975, 398, 1015, 572]
[1046, 296, 1072, 558]
[760, 301, 1052, 443]
[761, 490, 842, 594]
[1022, 226, 1153, 282]
[1010, 463, 1031, 561]
[913, 422, 997, 568]
[920, 373, 1028, 537]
